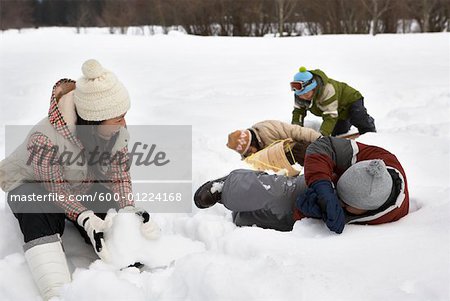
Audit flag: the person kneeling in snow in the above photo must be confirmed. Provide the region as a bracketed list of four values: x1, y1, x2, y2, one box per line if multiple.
[0, 60, 160, 301]
[290, 67, 376, 137]
[194, 137, 409, 234]
[226, 120, 321, 166]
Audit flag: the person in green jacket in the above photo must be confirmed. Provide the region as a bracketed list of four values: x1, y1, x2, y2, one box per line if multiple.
[290, 67, 376, 136]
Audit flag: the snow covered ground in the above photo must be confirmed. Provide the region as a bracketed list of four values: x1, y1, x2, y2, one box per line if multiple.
[0, 28, 449, 300]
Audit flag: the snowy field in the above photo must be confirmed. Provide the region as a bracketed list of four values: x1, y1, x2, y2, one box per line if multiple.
[0, 28, 449, 300]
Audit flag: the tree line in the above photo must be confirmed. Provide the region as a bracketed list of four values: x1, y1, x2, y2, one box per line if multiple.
[1, 0, 449, 35]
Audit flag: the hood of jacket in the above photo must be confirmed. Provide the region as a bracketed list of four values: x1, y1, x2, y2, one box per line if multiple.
[310, 69, 329, 85]
[48, 79, 84, 149]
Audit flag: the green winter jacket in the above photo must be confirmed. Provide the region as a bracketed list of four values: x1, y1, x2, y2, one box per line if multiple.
[291, 69, 363, 136]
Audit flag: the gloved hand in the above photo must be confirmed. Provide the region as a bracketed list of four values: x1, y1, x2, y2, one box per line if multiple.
[77, 210, 113, 262]
[120, 206, 161, 240]
[310, 180, 346, 234]
[296, 187, 322, 218]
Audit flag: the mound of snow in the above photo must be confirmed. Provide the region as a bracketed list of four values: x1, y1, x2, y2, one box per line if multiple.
[105, 211, 205, 269]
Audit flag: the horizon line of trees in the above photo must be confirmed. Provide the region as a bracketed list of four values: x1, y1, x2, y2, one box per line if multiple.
[1, 0, 449, 36]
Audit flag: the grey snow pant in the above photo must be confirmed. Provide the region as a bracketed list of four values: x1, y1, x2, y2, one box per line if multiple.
[221, 169, 307, 231]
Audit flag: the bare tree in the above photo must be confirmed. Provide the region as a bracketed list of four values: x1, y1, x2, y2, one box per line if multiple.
[67, 0, 105, 33]
[339, 0, 361, 34]
[154, 0, 168, 33]
[0, 0, 34, 31]
[404, 0, 439, 32]
[427, 0, 449, 32]
[274, 0, 297, 36]
[361, 0, 391, 35]
[253, 0, 272, 36]
[101, 0, 140, 34]
[1, 0, 447, 36]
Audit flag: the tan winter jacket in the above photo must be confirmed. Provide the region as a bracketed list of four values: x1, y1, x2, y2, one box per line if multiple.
[250, 120, 321, 148]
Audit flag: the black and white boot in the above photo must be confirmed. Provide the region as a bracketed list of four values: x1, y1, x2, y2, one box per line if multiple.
[194, 176, 228, 209]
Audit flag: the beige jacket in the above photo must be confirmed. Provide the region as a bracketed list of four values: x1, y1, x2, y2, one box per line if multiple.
[250, 120, 321, 148]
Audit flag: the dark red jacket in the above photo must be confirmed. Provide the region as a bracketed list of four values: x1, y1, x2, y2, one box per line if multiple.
[294, 137, 409, 225]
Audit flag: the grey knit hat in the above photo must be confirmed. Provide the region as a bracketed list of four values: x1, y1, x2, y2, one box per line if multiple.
[337, 160, 393, 210]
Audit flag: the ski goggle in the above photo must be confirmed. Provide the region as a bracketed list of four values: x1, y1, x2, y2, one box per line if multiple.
[290, 78, 314, 92]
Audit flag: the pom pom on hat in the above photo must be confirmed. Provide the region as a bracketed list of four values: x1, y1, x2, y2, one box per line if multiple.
[295, 66, 311, 79]
[367, 160, 386, 177]
[74, 59, 130, 121]
[81, 59, 106, 79]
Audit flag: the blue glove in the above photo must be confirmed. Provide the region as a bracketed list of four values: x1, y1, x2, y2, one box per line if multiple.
[296, 188, 322, 218]
[310, 180, 346, 234]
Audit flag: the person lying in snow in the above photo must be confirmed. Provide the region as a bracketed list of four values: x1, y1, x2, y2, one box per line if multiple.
[195, 137, 409, 234]
[0, 60, 160, 301]
[226, 120, 321, 166]
[290, 67, 376, 137]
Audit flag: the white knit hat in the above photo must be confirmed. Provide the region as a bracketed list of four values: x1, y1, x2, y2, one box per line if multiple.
[74, 59, 130, 121]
